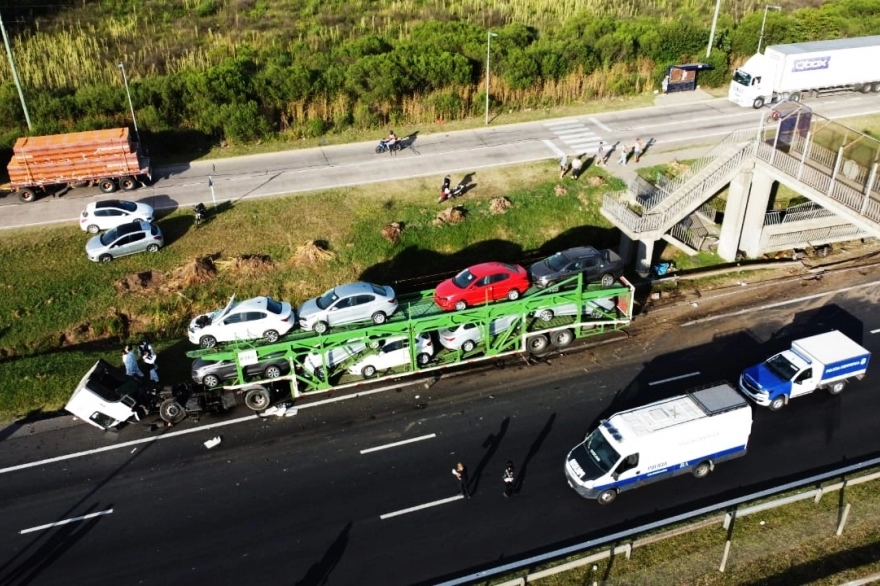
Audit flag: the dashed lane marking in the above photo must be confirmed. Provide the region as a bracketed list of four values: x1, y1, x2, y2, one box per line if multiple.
[360, 433, 437, 454]
[20, 509, 114, 534]
[380, 495, 464, 519]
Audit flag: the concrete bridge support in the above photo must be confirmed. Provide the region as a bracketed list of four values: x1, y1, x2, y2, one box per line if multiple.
[738, 170, 775, 258]
[717, 162, 754, 261]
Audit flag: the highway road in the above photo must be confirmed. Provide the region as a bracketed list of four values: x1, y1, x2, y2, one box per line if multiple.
[1, 273, 878, 585]
[1, 93, 879, 231]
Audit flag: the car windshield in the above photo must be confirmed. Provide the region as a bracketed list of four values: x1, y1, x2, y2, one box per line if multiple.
[99, 227, 120, 245]
[765, 353, 799, 381]
[452, 269, 475, 288]
[584, 428, 620, 473]
[732, 69, 751, 86]
[546, 253, 570, 271]
[316, 289, 339, 310]
[117, 200, 137, 212]
[265, 298, 282, 314]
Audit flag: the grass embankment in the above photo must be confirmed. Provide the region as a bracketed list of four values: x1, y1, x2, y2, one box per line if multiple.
[494, 479, 880, 585]
[0, 163, 623, 421]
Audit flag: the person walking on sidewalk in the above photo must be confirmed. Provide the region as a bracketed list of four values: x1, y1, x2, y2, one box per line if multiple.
[502, 461, 515, 498]
[633, 138, 644, 163]
[558, 154, 569, 179]
[618, 143, 629, 166]
[452, 462, 470, 498]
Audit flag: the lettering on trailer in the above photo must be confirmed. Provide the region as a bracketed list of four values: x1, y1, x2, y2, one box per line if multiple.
[792, 56, 831, 72]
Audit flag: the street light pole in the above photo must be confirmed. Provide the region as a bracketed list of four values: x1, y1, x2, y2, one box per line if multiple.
[706, 0, 721, 58]
[485, 31, 498, 125]
[118, 62, 140, 144]
[757, 5, 782, 54]
[0, 9, 32, 130]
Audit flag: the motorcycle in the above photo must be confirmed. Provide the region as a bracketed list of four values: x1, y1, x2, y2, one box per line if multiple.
[375, 139, 401, 154]
[438, 176, 466, 203]
[194, 202, 208, 227]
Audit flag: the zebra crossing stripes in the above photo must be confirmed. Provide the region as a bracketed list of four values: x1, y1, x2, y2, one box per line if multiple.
[544, 119, 601, 153]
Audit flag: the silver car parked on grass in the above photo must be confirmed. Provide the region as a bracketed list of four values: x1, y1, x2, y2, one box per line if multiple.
[298, 282, 398, 334]
[85, 220, 163, 262]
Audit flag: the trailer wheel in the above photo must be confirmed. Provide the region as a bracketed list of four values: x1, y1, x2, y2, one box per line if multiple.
[597, 489, 617, 505]
[551, 329, 575, 349]
[18, 188, 37, 203]
[789, 92, 801, 103]
[693, 461, 712, 479]
[527, 334, 549, 354]
[159, 399, 186, 424]
[244, 387, 271, 411]
[752, 97, 765, 109]
[769, 396, 786, 411]
[859, 83, 872, 94]
[98, 178, 118, 193]
[119, 176, 137, 191]
[872, 82, 880, 93]
[828, 380, 847, 395]
[203, 374, 221, 388]
[461, 340, 476, 353]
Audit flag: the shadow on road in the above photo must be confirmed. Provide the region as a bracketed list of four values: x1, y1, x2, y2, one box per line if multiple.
[294, 521, 353, 586]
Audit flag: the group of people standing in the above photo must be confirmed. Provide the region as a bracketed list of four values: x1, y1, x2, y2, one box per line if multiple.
[452, 460, 516, 499]
[122, 340, 159, 384]
[559, 137, 645, 178]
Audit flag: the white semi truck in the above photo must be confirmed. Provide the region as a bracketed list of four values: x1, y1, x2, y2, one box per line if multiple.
[728, 35, 880, 108]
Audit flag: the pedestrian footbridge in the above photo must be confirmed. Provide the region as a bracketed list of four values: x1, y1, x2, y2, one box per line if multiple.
[601, 108, 880, 274]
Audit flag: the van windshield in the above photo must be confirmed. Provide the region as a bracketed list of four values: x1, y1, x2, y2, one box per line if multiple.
[732, 69, 751, 86]
[585, 429, 621, 473]
[765, 353, 799, 381]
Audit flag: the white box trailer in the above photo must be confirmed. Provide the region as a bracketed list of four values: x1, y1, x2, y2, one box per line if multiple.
[565, 383, 752, 504]
[728, 35, 880, 108]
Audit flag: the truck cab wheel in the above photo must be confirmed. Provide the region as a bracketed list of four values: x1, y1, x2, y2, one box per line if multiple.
[752, 97, 765, 109]
[597, 489, 617, 505]
[159, 399, 186, 424]
[769, 396, 786, 411]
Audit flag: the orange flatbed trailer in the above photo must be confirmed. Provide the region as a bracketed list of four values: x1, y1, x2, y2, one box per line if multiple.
[5, 128, 151, 202]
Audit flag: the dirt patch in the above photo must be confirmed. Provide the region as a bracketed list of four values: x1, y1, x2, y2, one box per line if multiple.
[489, 197, 513, 214]
[586, 176, 606, 187]
[432, 206, 467, 226]
[292, 240, 335, 266]
[161, 256, 218, 293]
[554, 185, 568, 197]
[215, 254, 275, 275]
[114, 270, 165, 294]
[381, 222, 403, 244]
[668, 160, 691, 176]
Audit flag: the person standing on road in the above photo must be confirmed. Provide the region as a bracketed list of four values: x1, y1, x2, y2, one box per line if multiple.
[558, 154, 569, 179]
[453, 462, 470, 499]
[634, 138, 644, 163]
[142, 348, 159, 384]
[122, 345, 143, 379]
[502, 461, 515, 498]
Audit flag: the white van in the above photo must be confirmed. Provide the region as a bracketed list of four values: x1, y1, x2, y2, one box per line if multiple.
[565, 383, 752, 504]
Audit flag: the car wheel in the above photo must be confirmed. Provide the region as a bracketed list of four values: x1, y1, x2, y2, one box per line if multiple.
[416, 353, 430, 366]
[371, 311, 387, 325]
[119, 176, 137, 191]
[539, 309, 554, 322]
[98, 178, 118, 193]
[203, 374, 221, 388]
[545, 281, 558, 292]
[263, 329, 280, 343]
[362, 365, 377, 378]
[99, 254, 113, 263]
[597, 489, 617, 505]
[244, 387, 271, 411]
[159, 399, 186, 424]
[600, 274, 615, 288]
[551, 329, 575, 348]
[527, 334, 549, 354]
[200, 335, 217, 349]
[314, 367, 326, 381]
[461, 340, 476, 353]
[828, 380, 846, 395]
[264, 365, 283, 379]
[692, 461, 712, 479]
[87, 224, 100, 234]
[507, 289, 520, 301]
[454, 300, 467, 311]
[314, 321, 329, 334]
[146, 243, 160, 253]
[769, 396, 786, 411]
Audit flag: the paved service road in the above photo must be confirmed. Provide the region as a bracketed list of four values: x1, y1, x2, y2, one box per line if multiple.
[1, 93, 879, 231]
[0, 275, 878, 585]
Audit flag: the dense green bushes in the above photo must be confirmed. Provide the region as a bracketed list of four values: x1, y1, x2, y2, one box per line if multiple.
[0, 0, 878, 155]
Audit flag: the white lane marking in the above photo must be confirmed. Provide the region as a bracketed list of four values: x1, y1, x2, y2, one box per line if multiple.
[20, 509, 114, 534]
[542, 139, 566, 157]
[360, 433, 436, 454]
[588, 116, 612, 132]
[0, 379, 424, 476]
[565, 140, 600, 149]
[555, 129, 593, 137]
[871, 328, 880, 334]
[544, 120, 581, 129]
[648, 372, 701, 386]
[380, 495, 463, 519]
[683, 281, 880, 326]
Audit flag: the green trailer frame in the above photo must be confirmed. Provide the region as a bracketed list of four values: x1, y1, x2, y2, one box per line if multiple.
[185, 274, 634, 405]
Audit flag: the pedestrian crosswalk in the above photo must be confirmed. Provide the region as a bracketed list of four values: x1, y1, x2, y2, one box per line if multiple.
[544, 119, 602, 155]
